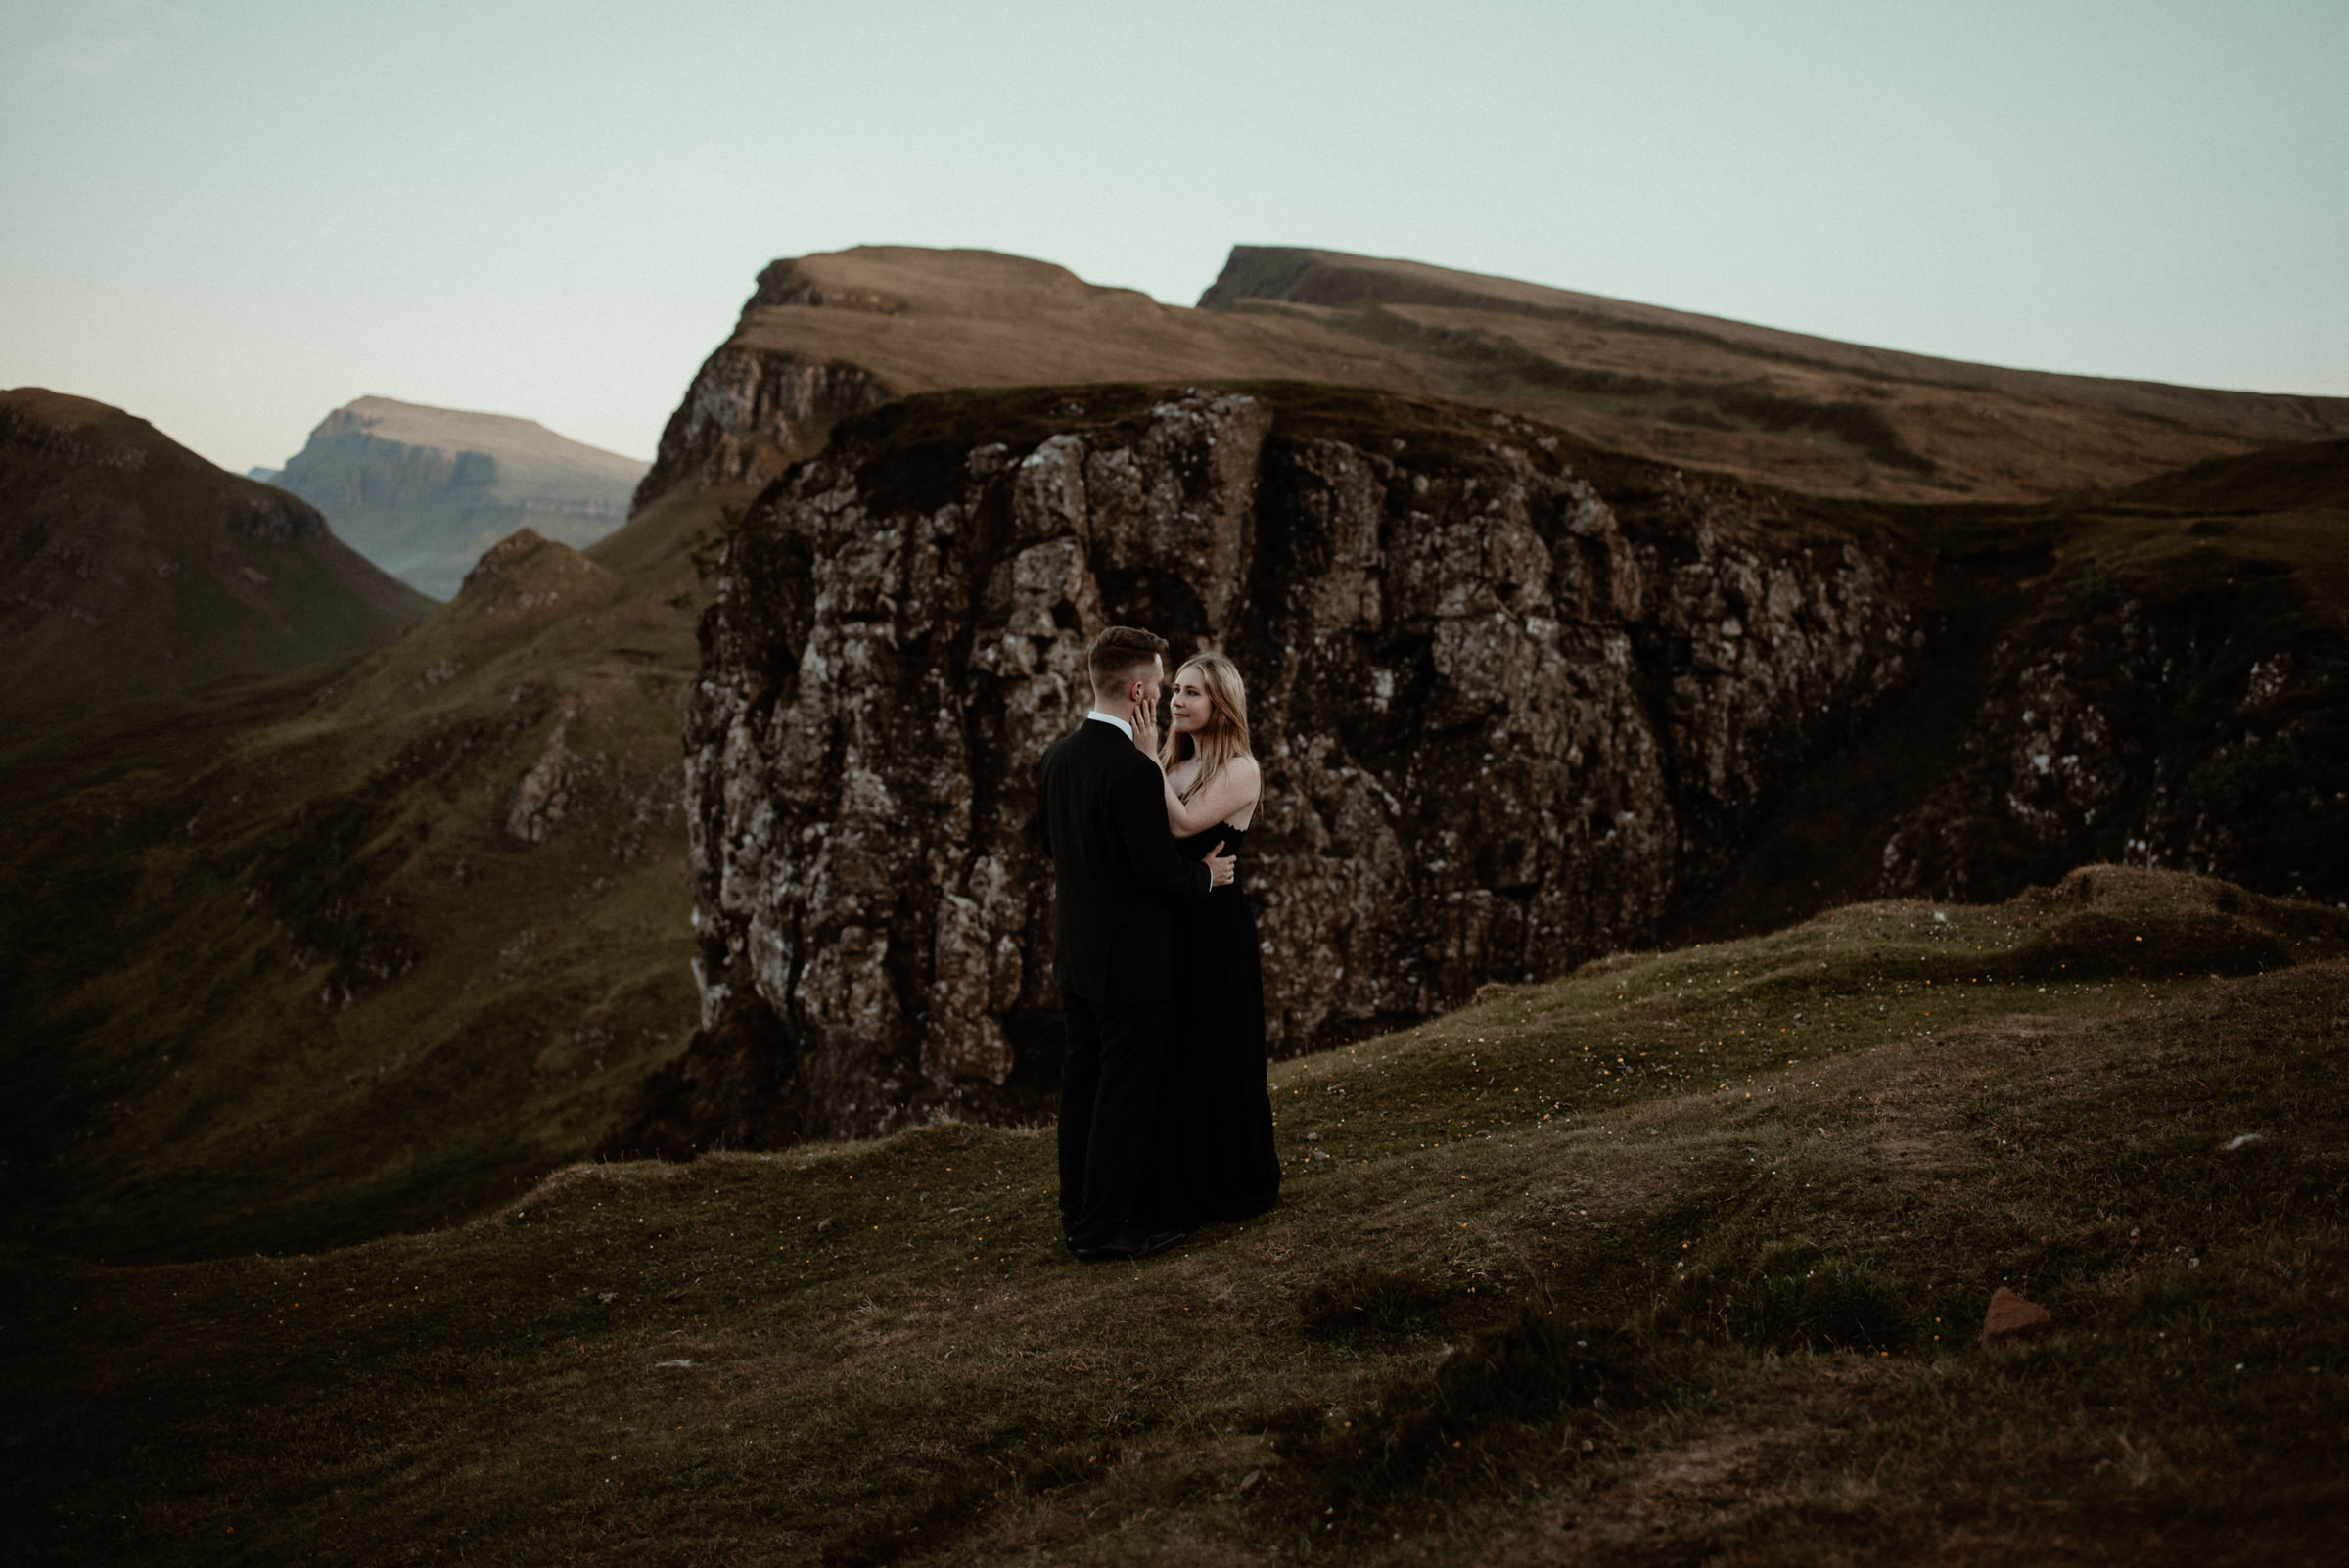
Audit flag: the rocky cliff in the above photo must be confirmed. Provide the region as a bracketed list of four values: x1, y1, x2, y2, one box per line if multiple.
[1880, 440, 2349, 904]
[630, 345, 893, 512]
[622, 385, 1915, 1152]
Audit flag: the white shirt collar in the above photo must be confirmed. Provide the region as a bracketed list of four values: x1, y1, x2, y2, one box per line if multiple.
[1084, 709, 1134, 741]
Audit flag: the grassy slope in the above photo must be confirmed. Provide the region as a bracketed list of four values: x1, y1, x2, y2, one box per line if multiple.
[8, 867, 2342, 1566]
[0, 478, 748, 1264]
[1197, 247, 2349, 506]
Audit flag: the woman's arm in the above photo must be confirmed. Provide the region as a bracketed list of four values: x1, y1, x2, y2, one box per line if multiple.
[1164, 756, 1260, 836]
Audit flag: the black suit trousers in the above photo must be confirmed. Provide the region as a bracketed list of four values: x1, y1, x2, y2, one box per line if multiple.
[1056, 989, 1170, 1245]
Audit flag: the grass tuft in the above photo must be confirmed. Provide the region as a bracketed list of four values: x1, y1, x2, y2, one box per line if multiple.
[1295, 1262, 1455, 1340]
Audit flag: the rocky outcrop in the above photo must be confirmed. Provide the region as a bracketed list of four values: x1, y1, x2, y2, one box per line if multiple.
[283, 407, 501, 509]
[1882, 545, 2349, 904]
[628, 385, 1914, 1150]
[450, 527, 620, 626]
[629, 345, 894, 514]
[745, 258, 909, 316]
[228, 490, 330, 545]
[0, 397, 160, 471]
[505, 709, 582, 845]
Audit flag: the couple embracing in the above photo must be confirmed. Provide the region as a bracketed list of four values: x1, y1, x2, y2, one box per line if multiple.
[1038, 626, 1282, 1263]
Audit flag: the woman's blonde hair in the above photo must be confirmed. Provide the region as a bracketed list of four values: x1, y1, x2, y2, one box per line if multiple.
[1160, 652, 1254, 804]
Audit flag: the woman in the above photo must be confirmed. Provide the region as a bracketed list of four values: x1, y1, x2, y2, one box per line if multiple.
[1137, 652, 1280, 1226]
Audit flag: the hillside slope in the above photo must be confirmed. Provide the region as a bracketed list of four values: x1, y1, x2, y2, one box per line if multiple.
[0, 463, 728, 1264]
[271, 395, 648, 599]
[0, 388, 433, 738]
[8, 869, 2344, 1565]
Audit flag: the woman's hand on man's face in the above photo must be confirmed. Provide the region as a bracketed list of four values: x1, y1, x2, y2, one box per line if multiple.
[1130, 685, 1162, 759]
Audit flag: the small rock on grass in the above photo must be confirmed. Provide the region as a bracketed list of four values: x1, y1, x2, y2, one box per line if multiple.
[1981, 1286, 2053, 1348]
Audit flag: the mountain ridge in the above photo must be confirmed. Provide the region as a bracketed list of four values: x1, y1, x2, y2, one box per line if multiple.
[0, 387, 434, 741]
[633, 244, 2349, 522]
[1199, 245, 2349, 426]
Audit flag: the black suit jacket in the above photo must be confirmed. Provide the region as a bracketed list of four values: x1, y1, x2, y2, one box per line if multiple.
[1037, 718, 1212, 1003]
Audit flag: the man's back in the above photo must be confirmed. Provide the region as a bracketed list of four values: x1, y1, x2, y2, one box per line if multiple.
[1038, 719, 1201, 1003]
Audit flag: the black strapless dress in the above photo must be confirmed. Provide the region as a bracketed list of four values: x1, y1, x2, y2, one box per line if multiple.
[1149, 823, 1281, 1227]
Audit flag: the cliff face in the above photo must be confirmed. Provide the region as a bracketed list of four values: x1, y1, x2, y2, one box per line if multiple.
[1881, 483, 2349, 904]
[629, 386, 1912, 1152]
[629, 345, 893, 513]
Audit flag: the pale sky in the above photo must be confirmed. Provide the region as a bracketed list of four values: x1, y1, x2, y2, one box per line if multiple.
[3, 0, 2343, 475]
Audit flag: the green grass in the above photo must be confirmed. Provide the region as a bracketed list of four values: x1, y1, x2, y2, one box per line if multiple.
[7, 867, 2342, 1565]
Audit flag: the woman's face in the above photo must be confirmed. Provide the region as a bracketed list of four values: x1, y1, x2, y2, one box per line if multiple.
[1169, 668, 1212, 736]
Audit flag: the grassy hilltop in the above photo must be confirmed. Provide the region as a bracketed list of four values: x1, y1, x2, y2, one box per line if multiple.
[8, 867, 2343, 1565]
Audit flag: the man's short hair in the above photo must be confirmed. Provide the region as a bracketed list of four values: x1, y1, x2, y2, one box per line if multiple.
[1086, 625, 1168, 695]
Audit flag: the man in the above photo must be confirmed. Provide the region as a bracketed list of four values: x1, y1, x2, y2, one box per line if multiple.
[1037, 625, 1236, 1262]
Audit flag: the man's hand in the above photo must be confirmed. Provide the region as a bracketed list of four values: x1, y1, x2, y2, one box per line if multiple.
[1206, 840, 1236, 888]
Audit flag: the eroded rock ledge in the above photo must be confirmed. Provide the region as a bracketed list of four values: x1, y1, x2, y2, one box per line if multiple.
[630, 346, 894, 513]
[623, 385, 1914, 1151]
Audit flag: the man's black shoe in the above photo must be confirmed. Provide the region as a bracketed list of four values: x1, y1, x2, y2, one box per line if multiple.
[1129, 1227, 1185, 1260]
[1070, 1227, 1185, 1263]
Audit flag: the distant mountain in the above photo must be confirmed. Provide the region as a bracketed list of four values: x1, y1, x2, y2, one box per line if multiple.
[270, 396, 648, 600]
[0, 387, 434, 737]
[246, 466, 281, 484]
